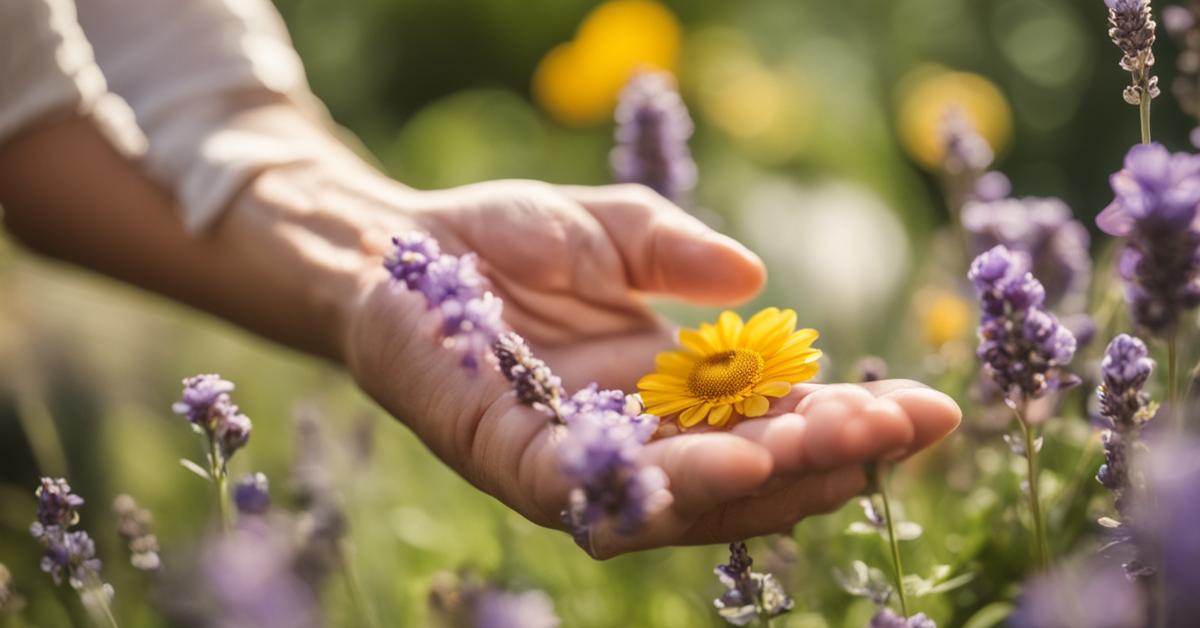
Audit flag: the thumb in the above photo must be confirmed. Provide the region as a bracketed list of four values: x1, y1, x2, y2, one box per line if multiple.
[559, 184, 766, 305]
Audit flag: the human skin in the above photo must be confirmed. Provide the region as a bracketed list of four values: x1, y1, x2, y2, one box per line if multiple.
[0, 104, 961, 558]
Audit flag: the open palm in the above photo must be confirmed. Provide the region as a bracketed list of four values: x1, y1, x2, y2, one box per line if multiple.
[346, 180, 960, 558]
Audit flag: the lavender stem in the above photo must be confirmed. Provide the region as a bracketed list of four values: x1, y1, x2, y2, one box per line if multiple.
[1016, 407, 1049, 570]
[1168, 335, 1179, 430]
[205, 436, 233, 534]
[876, 465, 911, 617]
[1140, 97, 1152, 143]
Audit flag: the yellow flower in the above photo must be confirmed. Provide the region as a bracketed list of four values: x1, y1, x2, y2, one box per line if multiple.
[896, 68, 1012, 170]
[532, 0, 681, 126]
[638, 308, 821, 429]
[919, 289, 971, 349]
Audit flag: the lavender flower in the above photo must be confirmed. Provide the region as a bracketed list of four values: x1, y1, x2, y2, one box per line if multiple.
[713, 542, 794, 626]
[1106, 0, 1161, 106]
[29, 478, 110, 601]
[1097, 143, 1200, 335]
[385, 233, 506, 368]
[610, 71, 698, 204]
[968, 245, 1080, 405]
[233, 473, 271, 516]
[1010, 556, 1146, 628]
[1140, 439, 1200, 619]
[474, 589, 561, 628]
[937, 107, 1004, 210]
[856, 356, 888, 383]
[202, 520, 321, 628]
[384, 231, 441, 287]
[113, 494, 161, 571]
[961, 197, 1093, 312]
[493, 332, 565, 416]
[173, 374, 252, 460]
[34, 477, 84, 529]
[846, 497, 922, 541]
[869, 608, 937, 628]
[172, 374, 236, 425]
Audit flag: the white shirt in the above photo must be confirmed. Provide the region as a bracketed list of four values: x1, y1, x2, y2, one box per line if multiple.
[0, 0, 329, 232]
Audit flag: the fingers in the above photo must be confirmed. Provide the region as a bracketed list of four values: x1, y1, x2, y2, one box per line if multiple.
[559, 184, 766, 305]
[878, 386, 962, 456]
[734, 395, 913, 475]
[677, 465, 867, 546]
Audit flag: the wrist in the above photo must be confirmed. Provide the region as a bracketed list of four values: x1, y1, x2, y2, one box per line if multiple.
[217, 161, 420, 362]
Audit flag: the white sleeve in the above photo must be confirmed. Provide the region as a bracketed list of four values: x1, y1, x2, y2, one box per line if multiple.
[75, 0, 333, 233]
[0, 0, 144, 155]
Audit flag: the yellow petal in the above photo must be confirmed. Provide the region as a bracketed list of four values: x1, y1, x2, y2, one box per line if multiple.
[637, 374, 687, 392]
[656, 351, 697, 376]
[744, 308, 796, 353]
[679, 328, 716, 355]
[679, 403, 712, 428]
[734, 399, 746, 414]
[754, 380, 792, 397]
[707, 404, 734, 427]
[763, 362, 820, 383]
[716, 311, 744, 348]
[742, 394, 770, 417]
[644, 396, 700, 417]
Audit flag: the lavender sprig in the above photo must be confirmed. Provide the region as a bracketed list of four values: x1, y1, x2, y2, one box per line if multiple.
[233, 473, 271, 517]
[969, 245, 1078, 569]
[610, 71, 698, 205]
[1096, 334, 1158, 578]
[385, 233, 505, 369]
[713, 542, 794, 626]
[30, 478, 118, 627]
[1106, 0, 1160, 141]
[869, 608, 937, 628]
[173, 374, 252, 532]
[112, 494, 160, 572]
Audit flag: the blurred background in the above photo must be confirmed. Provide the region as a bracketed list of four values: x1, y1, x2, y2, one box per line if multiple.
[1, 0, 1195, 626]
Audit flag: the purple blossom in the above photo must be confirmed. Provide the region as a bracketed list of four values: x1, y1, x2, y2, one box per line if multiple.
[1140, 439, 1200, 618]
[202, 519, 320, 628]
[1098, 143, 1200, 334]
[493, 332, 566, 417]
[610, 71, 698, 204]
[713, 542, 794, 626]
[1010, 556, 1145, 628]
[474, 589, 561, 628]
[384, 231, 441, 288]
[869, 608, 937, 628]
[174, 374, 252, 461]
[962, 197, 1092, 312]
[171, 374, 235, 426]
[385, 233, 505, 368]
[1106, 0, 1160, 106]
[233, 473, 271, 516]
[940, 106, 993, 177]
[968, 245, 1079, 405]
[34, 478, 84, 529]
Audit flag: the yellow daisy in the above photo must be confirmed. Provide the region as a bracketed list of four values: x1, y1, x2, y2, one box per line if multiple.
[638, 308, 821, 429]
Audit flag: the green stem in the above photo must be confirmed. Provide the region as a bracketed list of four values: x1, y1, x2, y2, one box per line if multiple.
[1016, 412, 1049, 570]
[206, 436, 233, 534]
[1139, 96, 1152, 144]
[338, 541, 383, 628]
[82, 576, 120, 628]
[875, 466, 910, 617]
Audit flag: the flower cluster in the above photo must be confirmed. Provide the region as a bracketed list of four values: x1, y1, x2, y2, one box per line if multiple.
[29, 478, 108, 596]
[961, 197, 1092, 313]
[610, 70, 698, 205]
[870, 608, 938, 628]
[712, 542, 794, 626]
[1096, 334, 1157, 578]
[113, 494, 161, 571]
[937, 107, 1009, 209]
[1106, 0, 1160, 106]
[968, 245, 1079, 405]
[495, 332, 665, 548]
[172, 374, 252, 461]
[1097, 143, 1200, 335]
[385, 232, 505, 368]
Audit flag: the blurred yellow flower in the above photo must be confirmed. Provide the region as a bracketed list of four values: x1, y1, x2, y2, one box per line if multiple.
[532, 0, 681, 126]
[638, 309, 821, 429]
[919, 290, 972, 349]
[897, 69, 1012, 170]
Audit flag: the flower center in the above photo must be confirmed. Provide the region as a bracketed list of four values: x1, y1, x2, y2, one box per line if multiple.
[687, 349, 765, 400]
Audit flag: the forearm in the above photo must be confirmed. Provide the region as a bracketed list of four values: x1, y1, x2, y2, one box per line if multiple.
[0, 111, 388, 361]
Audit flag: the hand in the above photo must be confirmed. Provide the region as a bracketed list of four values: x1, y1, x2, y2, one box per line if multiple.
[335, 178, 961, 557]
